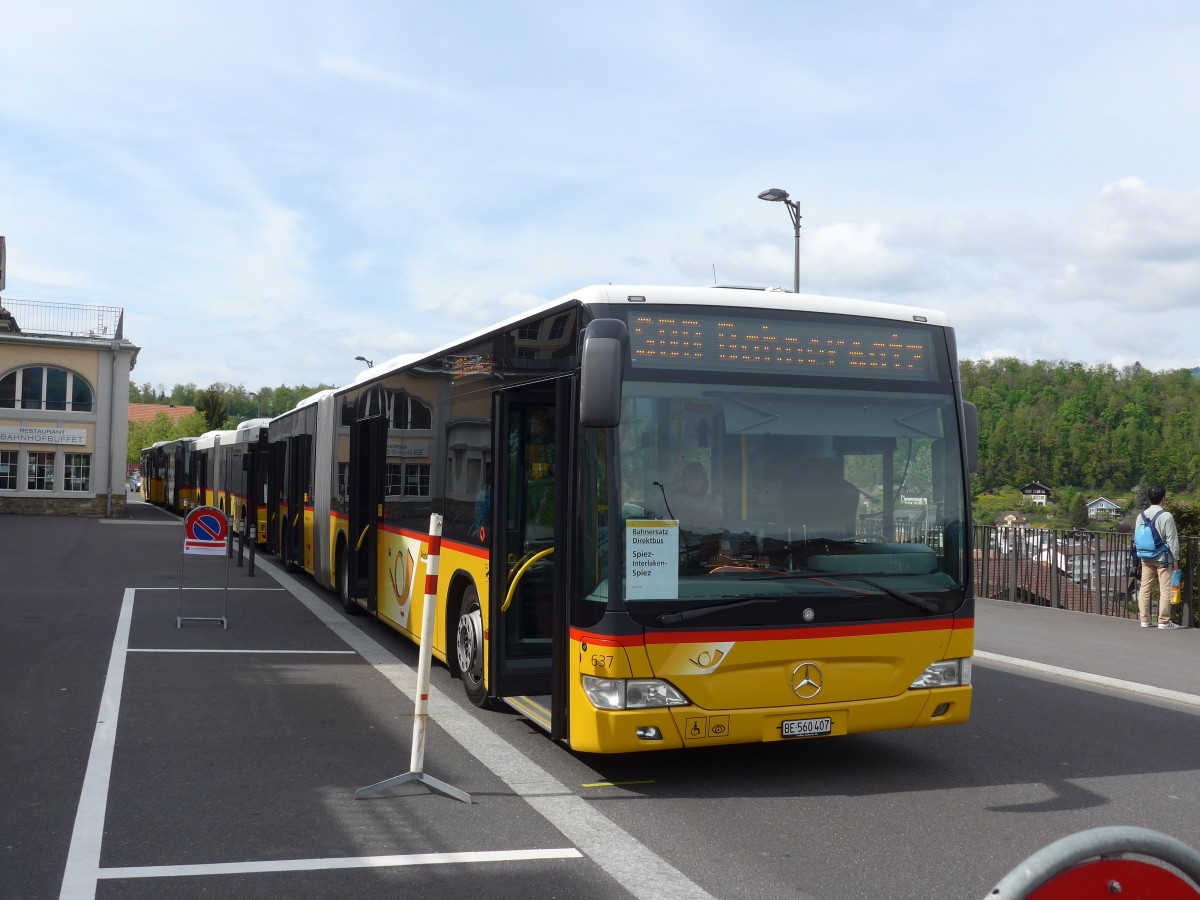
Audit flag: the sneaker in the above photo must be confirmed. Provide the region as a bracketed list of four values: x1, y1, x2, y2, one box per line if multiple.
[1140, 622, 1152, 628]
[1158, 622, 1183, 630]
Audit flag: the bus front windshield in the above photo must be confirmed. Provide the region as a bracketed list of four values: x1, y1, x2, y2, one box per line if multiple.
[610, 381, 969, 624]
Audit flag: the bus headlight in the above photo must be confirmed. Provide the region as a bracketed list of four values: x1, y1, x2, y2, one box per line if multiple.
[582, 676, 690, 710]
[910, 658, 972, 689]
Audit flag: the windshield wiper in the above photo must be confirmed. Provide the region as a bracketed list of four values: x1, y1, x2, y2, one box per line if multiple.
[656, 598, 778, 626]
[844, 577, 940, 613]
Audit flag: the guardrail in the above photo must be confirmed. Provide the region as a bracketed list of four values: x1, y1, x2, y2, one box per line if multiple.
[0, 297, 124, 339]
[972, 524, 1195, 627]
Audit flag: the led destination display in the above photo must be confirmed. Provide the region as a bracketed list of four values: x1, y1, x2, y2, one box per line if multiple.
[628, 312, 938, 380]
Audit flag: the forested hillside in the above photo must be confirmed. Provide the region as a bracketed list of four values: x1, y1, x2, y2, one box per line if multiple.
[132, 362, 1200, 497]
[960, 360, 1200, 493]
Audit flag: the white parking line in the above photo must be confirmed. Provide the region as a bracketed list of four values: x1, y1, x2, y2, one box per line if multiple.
[136, 586, 286, 591]
[98, 848, 583, 880]
[60, 589, 582, 898]
[127, 648, 356, 654]
[60, 577, 714, 900]
[60, 589, 134, 900]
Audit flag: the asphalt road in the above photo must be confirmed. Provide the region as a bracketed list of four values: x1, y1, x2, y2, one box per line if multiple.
[4, 498, 1199, 899]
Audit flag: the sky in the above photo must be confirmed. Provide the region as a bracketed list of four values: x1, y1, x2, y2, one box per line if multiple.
[3, 1, 1200, 394]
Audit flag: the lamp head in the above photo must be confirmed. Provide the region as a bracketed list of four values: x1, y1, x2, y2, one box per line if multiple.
[757, 188, 790, 202]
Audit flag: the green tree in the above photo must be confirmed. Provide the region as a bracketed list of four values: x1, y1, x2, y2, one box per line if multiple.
[1068, 493, 1089, 530]
[194, 386, 230, 431]
[126, 411, 208, 468]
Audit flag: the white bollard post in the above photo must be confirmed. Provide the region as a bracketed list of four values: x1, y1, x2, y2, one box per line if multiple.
[356, 513, 471, 803]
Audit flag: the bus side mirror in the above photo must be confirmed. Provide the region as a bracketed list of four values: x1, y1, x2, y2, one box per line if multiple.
[963, 401, 979, 473]
[579, 318, 628, 428]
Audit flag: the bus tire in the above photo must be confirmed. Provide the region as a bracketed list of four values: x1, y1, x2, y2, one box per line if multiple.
[338, 550, 361, 615]
[456, 584, 488, 707]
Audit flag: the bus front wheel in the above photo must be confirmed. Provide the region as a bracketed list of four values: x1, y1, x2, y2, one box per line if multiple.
[456, 585, 488, 707]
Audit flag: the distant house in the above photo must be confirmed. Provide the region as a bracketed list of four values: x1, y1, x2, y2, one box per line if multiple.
[127, 402, 198, 425]
[1021, 481, 1052, 506]
[1086, 497, 1123, 519]
[995, 511, 1029, 527]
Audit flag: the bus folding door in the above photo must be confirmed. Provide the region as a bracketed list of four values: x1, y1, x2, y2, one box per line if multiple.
[348, 413, 386, 612]
[284, 434, 311, 570]
[488, 379, 574, 740]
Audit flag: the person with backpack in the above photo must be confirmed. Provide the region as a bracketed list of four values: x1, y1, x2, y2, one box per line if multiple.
[1134, 485, 1182, 629]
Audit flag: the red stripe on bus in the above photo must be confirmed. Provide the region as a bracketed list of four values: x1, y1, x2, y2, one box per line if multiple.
[376, 523, 490, 559]
[572, 617, 973, 647]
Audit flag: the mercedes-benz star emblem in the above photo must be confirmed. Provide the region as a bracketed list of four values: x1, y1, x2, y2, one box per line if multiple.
[791, 662, 824, 699]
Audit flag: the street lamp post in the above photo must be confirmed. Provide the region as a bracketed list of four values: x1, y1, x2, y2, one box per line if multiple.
[757, 188, 801, 293]
[355, 355, 374, 369]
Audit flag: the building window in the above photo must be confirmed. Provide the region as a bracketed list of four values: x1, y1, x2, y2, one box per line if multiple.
[46, 368, 69, 410]
[402, 463, 430, 497]
[386, 462, 430, 497]
[0, 366, 94, 411]
[27, 451, 55, 491]
[548, 314, 568, 341]
[357, 387, 383, 419]
[337, 462, 349, 504]
[517, 322, 540, 341]
[65, 453, 91, 492]
[0, 450, 17, 490]
[386, 391, 433, 430]
[385, 463, 403, 496]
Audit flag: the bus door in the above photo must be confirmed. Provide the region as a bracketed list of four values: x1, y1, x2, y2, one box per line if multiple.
[488, 379, 574, 740]
[196, 451, 210, 511]
[248, 433, 269, 544]
[283, 434, 311, 569]
[267, 440, 286, 555]
[347, 413, 386, 611]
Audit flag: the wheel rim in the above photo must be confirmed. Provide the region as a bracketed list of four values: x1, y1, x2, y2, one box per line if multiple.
[457, 602, 484, 686]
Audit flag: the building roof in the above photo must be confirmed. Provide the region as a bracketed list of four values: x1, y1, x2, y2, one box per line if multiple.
[128, 402, 198, 424]
[995, 511, 1030, 525]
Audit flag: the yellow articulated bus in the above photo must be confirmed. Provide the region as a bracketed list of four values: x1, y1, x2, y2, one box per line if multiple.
[192, 428, 237, 512]
[267, 284, 979, 753]
[141, 437, 199, 514]
[139, 444, 166, 505]
[218, 418, 272, 544]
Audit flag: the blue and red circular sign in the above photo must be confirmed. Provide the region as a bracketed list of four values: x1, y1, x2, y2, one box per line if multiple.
[184, 506, 228, 555]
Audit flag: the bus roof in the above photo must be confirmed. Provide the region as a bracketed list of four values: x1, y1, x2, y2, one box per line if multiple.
[234, 417, 272, 438]
[282, 284, 953, 414]
[402, 284, 945, 374]
[192, 429, 237, 451]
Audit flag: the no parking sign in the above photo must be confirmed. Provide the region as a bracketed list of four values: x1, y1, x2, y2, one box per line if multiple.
[184, 506, 228, 556]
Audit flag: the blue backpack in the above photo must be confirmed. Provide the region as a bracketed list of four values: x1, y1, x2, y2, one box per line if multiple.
[1133, 509, 1168, 559]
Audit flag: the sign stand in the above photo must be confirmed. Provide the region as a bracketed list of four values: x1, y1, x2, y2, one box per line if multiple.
[356, 514, 471, 804]
[178, 505, 232, 629]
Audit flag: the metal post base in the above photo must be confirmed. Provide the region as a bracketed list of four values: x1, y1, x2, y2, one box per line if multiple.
[355, 771, 472, 804]
[177, 616, 228, 629]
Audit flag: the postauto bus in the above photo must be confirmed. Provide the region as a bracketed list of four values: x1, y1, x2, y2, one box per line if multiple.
[266, 285, 978, 753]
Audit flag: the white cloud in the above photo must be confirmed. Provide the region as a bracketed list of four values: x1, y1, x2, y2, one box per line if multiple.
[4, 2, 1200, 390]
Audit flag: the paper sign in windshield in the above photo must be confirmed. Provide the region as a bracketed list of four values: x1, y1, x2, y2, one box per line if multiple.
[626, 519, 679, 600]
